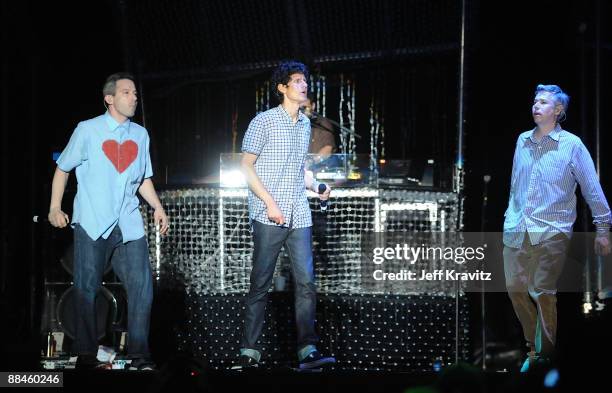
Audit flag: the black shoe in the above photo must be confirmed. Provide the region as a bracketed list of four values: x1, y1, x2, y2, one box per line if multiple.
[231, 355, 259, 370]
[299, 351, 336, 370]
[129, 358, 157, 371]
[76, 354, 108, 370]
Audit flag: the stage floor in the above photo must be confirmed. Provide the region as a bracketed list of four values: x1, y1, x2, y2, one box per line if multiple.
[37, 367, 520, 393]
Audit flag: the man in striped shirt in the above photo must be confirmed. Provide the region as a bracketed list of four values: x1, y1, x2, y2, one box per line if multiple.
[503, 84, 611, 372]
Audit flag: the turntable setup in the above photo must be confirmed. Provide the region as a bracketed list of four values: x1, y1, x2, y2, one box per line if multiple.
[218, 153, 443, 190]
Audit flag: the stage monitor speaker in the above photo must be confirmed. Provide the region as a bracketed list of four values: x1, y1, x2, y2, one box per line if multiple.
[56, 285, 126, 341]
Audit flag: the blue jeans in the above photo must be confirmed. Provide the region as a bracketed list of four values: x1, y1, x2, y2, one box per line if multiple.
[72, 224, 153, 357]
[241, 221, 319, 354]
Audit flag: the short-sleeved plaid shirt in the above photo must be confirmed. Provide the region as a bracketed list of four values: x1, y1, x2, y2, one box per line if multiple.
[242, 105, 312, 228]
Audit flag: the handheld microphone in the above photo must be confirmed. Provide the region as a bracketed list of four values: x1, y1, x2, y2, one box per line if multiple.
[33, 214, 70, 227]
[318, 183, 328, 212]
[33, 215, 49, 223]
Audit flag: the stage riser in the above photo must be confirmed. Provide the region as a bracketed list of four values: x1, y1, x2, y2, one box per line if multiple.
[177, 293, 470, 372]
[143, 187, 461, 295]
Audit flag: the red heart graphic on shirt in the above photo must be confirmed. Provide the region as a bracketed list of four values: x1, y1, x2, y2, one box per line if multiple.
[102, 140, 138, 173]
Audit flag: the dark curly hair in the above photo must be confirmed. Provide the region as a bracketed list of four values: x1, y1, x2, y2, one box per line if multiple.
[270, 60, 309, 103]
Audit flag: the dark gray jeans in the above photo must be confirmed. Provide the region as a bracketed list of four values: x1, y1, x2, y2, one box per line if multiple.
[241, 221, 319, 353]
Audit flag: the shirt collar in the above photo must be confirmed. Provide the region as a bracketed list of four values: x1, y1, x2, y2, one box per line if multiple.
[104, 111, 131, 132]
[527, 123, 562, 143]
[277, 105, 306, 124]
[548, 124, 562, 141]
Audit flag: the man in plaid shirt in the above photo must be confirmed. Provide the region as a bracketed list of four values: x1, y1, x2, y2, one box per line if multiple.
[233, 61, 335, 370]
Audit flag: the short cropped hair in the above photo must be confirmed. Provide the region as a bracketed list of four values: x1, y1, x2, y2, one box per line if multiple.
[535, 84, 570, 113]
[270, 61, 309, 103]
[102, 72, 135, 97]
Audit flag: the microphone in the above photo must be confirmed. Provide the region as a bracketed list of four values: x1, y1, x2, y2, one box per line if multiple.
[318, 183, 329, 212]
[33, 214, 70, 227]
[33, 215, 49, 223]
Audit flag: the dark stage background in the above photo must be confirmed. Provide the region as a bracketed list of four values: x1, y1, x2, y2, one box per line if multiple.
[1, 0, 611, 369]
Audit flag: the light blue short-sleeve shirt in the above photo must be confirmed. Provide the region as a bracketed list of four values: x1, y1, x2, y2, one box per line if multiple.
[56, 112, 153, 242]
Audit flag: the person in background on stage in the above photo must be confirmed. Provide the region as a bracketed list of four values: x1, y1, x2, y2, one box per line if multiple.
[301, 93, 336, 157]
[233, 60, 336, 370]
[301, 94, 336, 275]
[48, 72, 169, 369]
[503, 84, 610, 372]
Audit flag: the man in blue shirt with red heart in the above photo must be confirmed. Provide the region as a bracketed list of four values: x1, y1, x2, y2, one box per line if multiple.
[48, 72, 168, 369]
